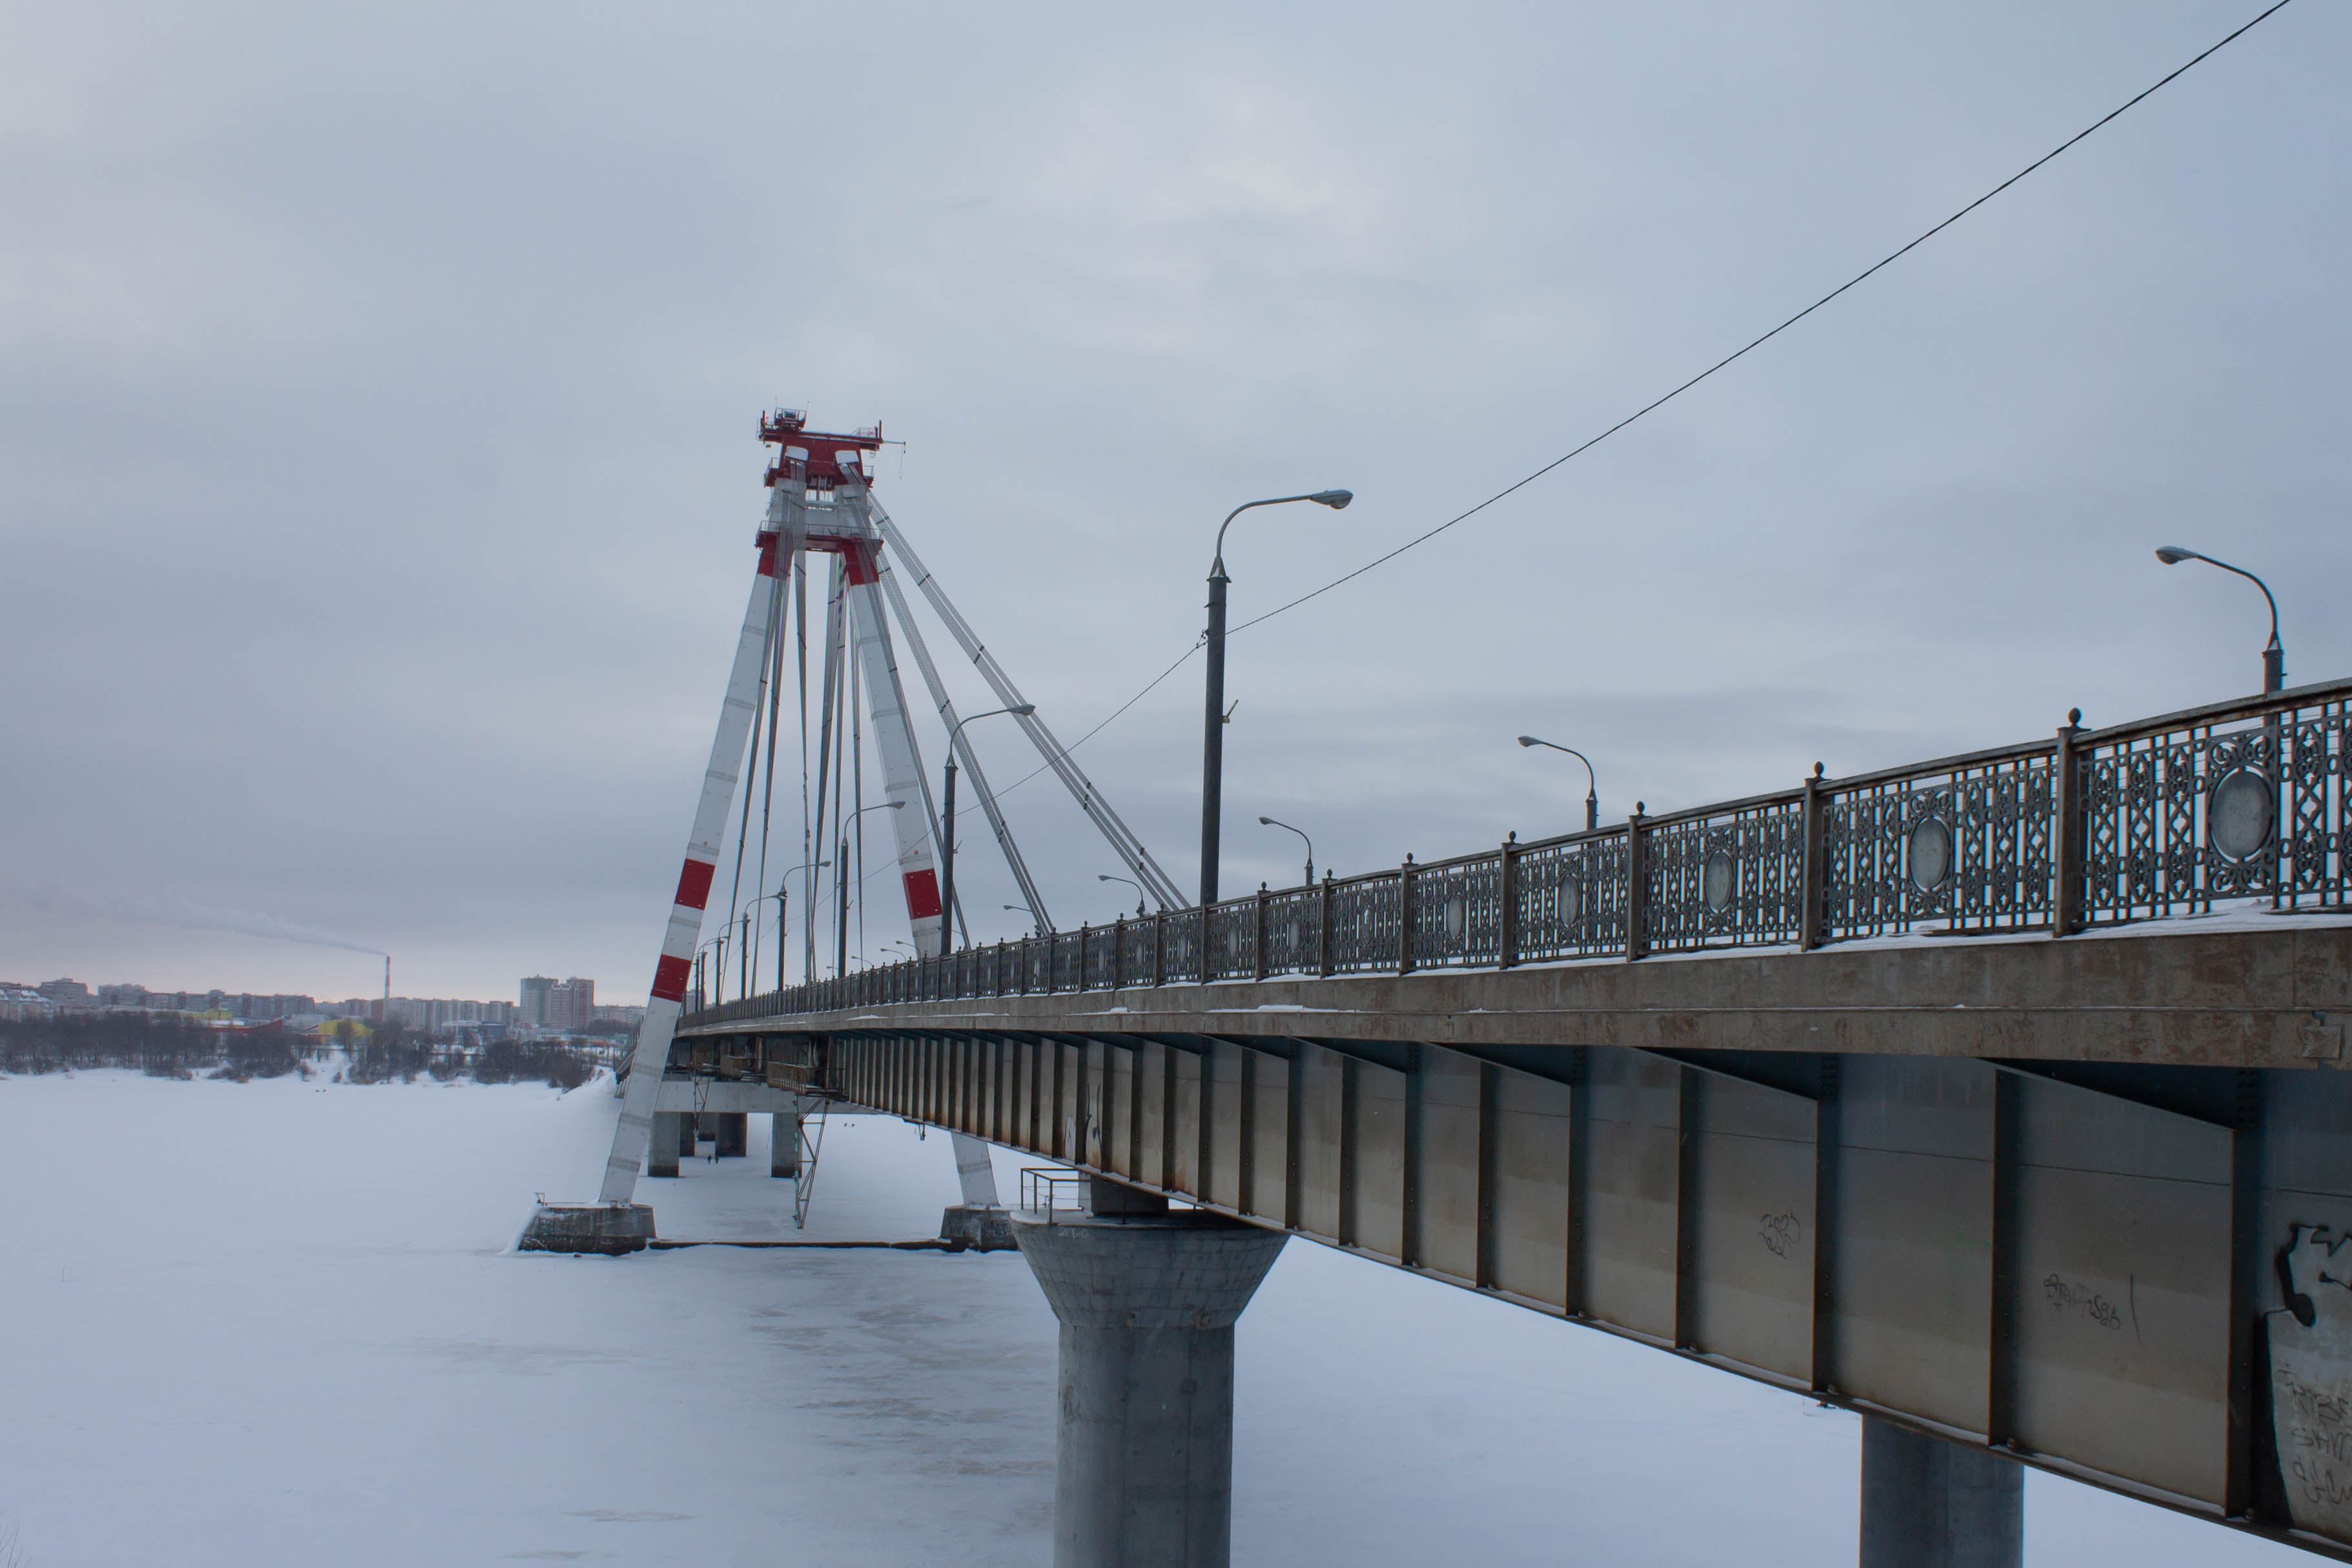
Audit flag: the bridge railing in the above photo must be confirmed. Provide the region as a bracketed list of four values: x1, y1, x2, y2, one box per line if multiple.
[683, 678, 2352, 1025]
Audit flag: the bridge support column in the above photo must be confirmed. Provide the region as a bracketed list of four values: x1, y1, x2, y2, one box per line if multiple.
[1013, 1192, 1286, 1568]
[702, 1111, 746, 1158]
[770, 1108, 800, 1178]
[1860, 1418, 2021, 1568]
[648, 1111, 683, 1178]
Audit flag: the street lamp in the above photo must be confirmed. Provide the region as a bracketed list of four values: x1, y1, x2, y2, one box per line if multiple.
[758, 859, 827, 994]
[2155, 546, 2285, 694]
[1098, 874, 1146, 917]
[694, 935, 727, 1012]
[837, 801, 905, 977]
[1004, 903, 1038, 937]
[1257, 816, 1314, 885]
[1202, 489, 1352, 906]
[1518, 736, 1600, 832]
[938, 705, 1037, 958]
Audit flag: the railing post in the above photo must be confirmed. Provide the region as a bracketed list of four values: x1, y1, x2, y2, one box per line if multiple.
[2052, 708, 2086, 936]
[1319, 874, 1334, 977]
[1398, 856, 1417, 976]
[1498, 834, 1521, 969]
[1114, 915, 1128, 988]
[1800, 764, 1828, 951]
[1625, 807, 1649, 962]
[1152, 911, 1166, 987]
[1254, 884, 1269, 980]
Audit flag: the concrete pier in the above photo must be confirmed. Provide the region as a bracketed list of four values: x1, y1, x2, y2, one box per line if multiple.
[678, 1113, 697, 1160]
[1859, 1418, 2022, 1568]
[648, 1111, 683, 1178]
[696, 1111, 747, 1158]
[1013, 1185, 1286, 1568]
[770, 1109, 800, 1178]
[714, 1111, 747, 1158]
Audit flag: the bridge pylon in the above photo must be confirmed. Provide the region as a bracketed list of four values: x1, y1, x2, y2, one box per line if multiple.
[528, 409, 1187, 1250]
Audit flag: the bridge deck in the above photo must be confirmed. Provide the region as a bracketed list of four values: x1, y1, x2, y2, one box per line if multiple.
[687, 916, 2352, 1069]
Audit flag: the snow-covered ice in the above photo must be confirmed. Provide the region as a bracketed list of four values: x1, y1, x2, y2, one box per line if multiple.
[0, 1070, 2307, 1565]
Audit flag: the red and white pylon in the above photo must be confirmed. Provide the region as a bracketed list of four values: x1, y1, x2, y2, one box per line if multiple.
[591, 408, 1182, 1213]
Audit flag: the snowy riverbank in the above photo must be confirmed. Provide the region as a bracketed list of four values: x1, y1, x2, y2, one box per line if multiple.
[0, 1071, 2296, 1565]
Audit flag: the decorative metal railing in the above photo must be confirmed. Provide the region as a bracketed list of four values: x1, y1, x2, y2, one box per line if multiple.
[685, 679, 2352, 1025]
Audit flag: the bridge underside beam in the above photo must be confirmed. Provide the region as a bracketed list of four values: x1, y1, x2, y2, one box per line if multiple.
[781, 1022, 2352, 1561]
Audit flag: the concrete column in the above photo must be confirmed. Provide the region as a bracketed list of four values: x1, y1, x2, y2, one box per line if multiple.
[1013, 1193, 1286, 1568]
[714, 1111, 748, 1158]
[771, 1108, 801, 1178]
[679, 1112, 699, 1158]
[1860, 1418, 2022, 1568]
[648, 1111, 683, 1178]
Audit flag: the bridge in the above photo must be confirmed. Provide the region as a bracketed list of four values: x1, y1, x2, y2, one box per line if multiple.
[674, 676, 2352, 1565]
[516, 417, 2352, 1567]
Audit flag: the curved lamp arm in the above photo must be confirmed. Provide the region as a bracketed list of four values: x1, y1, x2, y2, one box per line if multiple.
[1212, 490, 1354, 576]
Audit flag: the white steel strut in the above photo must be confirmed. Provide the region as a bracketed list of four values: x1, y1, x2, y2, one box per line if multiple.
[595, 486, 791, 1206]
[872, 504, 1187, 911]
[874, 552, 1055, 933]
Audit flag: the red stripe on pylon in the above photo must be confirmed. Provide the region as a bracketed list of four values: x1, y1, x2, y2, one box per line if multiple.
[651, 954, 692, 1002]
[675, 858, 717, 911]
[902, 867, 943, 920]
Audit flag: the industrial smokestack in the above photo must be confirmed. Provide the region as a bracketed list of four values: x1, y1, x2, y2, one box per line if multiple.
[384, 955, 390, 1002]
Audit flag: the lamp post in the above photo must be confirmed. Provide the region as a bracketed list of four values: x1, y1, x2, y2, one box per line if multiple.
[758, 859, 828, 995]
[1257, 816, 1314, 885]
[1004, 904, 1037, 937]
[938, 705, 1037, 958]
[1098, 874, 1146, 917]
[1202, 489, 1352, 907]
[2155, 546, 2285, 694]
[837, 800, 905, 978]
[694, 936, 726, 1012]
[1518, 736, 1601, 832]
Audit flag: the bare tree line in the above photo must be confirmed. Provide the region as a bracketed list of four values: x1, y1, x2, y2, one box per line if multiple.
[0, 1014, 593, 1089]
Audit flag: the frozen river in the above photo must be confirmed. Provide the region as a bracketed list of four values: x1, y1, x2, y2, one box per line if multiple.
[0, 1069, 2302, 1565]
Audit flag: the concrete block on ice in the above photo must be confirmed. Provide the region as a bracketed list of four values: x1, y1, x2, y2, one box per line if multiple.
[517, 1202, 655, 1255]
[939, 1204, 1017, 1252]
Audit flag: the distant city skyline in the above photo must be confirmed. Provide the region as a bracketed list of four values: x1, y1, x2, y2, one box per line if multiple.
[1, 972, 639, 1033]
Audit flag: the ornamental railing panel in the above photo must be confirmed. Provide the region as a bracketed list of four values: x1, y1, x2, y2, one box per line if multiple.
[1410, 854, 1503, 969]
[1824, 745, 2056, 940]
[1264, 886, 1322, 976]
[1512, 830, 1627, 961]
[1326, 872, 1404, 973]
[1645, 796, 1805, 953]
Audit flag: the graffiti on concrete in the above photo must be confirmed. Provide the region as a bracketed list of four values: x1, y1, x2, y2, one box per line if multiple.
[2270, 1224, 2352, 1541]
[1757, 1212, 1802, 1259]
[2041, 1273, 2123, 1330]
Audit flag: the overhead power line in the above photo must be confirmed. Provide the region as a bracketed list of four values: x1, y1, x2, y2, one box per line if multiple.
[1230, 0, 2298, 636]
[966, 0, 2300, 823]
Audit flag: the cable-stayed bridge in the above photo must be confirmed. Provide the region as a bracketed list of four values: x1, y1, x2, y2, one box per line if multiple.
[526, 413, 2352, 1567]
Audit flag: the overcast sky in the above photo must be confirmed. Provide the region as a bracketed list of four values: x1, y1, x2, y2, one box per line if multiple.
[4, 1, 2345, 1004]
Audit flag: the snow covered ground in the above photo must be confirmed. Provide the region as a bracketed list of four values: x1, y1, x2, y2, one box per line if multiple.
[0, 1069, 2309, 1565]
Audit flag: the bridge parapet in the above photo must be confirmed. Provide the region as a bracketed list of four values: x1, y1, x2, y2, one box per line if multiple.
[692, 678, 2352, 1027]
